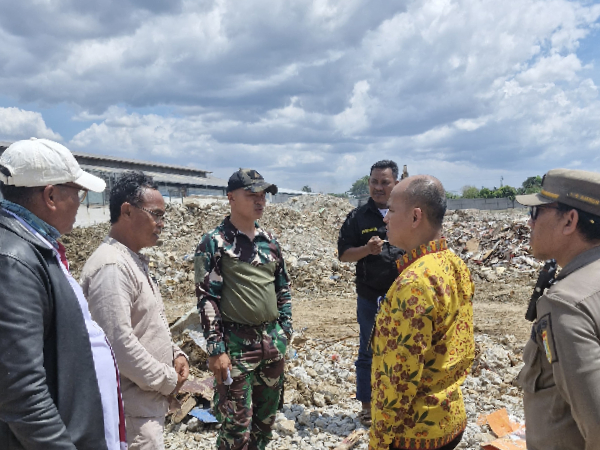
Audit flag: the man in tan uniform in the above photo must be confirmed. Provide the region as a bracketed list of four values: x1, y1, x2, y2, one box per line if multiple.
[81, 171, 189, 449]
[516, 169, 600, 450]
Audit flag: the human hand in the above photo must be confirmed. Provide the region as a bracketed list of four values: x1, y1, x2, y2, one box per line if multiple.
[171, 355, 189, 395]
[208, 353, 232, 385]
[174, 355, 189, 382]
[365, 236, 384, 255]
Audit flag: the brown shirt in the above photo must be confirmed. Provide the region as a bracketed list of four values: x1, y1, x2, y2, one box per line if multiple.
[80, 237, 185, 418]
[519, 245, 600, 450]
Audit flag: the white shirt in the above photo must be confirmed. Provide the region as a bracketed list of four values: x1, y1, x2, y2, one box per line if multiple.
[378, 208, 389, 218]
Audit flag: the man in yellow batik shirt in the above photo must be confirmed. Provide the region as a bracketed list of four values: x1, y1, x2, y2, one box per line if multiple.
[370, 175, 474, 450]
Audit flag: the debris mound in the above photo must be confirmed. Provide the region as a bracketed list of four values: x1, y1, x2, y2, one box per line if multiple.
[65, 195, 357, 303]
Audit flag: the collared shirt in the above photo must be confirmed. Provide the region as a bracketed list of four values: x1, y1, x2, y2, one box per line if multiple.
[338, 197, 404, 301]
[2, 208, 124, 450]
[519, 245, 600, 450]
[80, 237, 186, 418]
[370, 239, 475, 450]
[194, 216, 293, 356]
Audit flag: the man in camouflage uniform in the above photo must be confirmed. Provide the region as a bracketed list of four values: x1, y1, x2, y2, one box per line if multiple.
[194, 169, 292, 450]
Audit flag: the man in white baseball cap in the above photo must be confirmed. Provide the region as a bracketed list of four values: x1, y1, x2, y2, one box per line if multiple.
[0, 138, 127, 450]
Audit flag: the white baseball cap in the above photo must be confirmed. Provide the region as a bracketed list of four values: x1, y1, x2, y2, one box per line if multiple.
[0, 138, 106, 192]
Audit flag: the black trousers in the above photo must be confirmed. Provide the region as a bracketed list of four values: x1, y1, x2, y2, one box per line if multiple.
[391, 432, 464, 450]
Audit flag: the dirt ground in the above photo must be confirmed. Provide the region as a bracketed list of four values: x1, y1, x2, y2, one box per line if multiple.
[291, 281, 533, 344]
[167, 277, 535, 345]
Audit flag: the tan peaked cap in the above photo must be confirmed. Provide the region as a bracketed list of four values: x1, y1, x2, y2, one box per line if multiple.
[516, 168, 600, 216]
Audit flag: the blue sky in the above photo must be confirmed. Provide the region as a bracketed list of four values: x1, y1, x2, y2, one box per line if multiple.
[1, 0, 600, 194]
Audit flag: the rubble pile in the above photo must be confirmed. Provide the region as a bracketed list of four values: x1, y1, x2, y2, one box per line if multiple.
[163, 333, 525, 450]
[65, 198, 537, 305]
[65, 195, 357, 302]
[444, 209, 538, 284]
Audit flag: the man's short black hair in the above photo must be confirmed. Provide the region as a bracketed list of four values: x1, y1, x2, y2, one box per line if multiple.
[556, 203, 600, 242]
[0, 165, 41, 207]
[404, 177, 447, 228]
[109, 172, 159, 224]
[370, 160, 399, 180]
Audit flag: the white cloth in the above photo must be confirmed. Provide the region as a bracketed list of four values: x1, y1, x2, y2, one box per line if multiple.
[5, 211, 122, 450]
[378, 208, 389, 218]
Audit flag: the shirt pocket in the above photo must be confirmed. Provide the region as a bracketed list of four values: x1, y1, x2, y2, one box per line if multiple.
[518, 339, 555, 393]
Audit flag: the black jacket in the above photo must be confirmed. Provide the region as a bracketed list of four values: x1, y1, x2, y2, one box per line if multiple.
[0, 210, 108, 450]
[338, 198, 404, 301]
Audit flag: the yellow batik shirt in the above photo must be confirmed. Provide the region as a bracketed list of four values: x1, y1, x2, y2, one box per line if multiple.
[369, 239, 474, 450]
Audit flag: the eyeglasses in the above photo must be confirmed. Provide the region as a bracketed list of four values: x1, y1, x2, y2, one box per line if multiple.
[57, 184, 88, 203]
[131, 203, 166, 223]
[529, 204, 559, 221]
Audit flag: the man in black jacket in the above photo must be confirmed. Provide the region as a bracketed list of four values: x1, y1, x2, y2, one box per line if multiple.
[338, 160, 404, 425]
[0, 138, 124, 449]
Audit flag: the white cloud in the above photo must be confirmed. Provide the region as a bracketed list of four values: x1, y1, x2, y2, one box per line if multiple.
[333, 80, 373, 135]
[517, 54, 583, 85]
[0, 107, 61, 142]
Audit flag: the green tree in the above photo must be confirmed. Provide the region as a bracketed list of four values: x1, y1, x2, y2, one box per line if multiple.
[445, 192, 460, 199]
[479, 187, 494, 199]
[520, 175, 543, 194]
[350, 175, 370, 197]
[461, 185, 480, 199]
[302, 185, 312, 193]
[494, 185, 518, 200]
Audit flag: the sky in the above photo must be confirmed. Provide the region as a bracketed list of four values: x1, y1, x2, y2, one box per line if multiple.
[1, 0, 600, 194]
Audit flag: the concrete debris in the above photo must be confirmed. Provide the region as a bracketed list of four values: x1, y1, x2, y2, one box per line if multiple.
[171, 395, 197, 424]
[179, 376, 214, 401]
[64, 198, 536, 307]
[64, 195, 357, 303]
[444, 209, 538, 284]
[333, 429, 367, 450]
[161, 333, 525, 450]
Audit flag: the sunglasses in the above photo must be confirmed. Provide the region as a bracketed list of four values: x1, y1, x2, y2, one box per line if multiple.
[529, 204, 559, 221]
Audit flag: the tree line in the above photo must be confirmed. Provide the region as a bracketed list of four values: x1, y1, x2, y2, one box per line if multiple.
[452, 175, 542, 201]
[347, 175, 543, 201]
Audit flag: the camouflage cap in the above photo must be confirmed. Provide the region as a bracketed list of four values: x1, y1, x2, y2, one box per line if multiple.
[226, 168, 278, 194]
[516, 168, 600, 216]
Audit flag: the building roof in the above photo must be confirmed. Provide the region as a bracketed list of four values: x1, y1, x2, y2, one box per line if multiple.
[73, 151, 211, 178]
[81, 164, 228, 189]
[0, 142, 227, 189]
[0, 143, 211, 177]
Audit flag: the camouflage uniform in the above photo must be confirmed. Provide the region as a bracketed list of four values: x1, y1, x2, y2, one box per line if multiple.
[195, 217, 292, 450]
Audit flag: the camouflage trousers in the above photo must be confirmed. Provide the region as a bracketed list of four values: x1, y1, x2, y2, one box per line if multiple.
[214, 321, 287, 450]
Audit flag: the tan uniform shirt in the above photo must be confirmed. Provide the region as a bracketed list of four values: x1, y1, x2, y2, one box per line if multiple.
[519, 245, 600, 450]
[81, 237, 185, 418]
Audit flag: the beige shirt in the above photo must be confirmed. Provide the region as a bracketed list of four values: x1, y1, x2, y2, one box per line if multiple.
[519, 245, 600, 450]
[80, 237, 185, 418]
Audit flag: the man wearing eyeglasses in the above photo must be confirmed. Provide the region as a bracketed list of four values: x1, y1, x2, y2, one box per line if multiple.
[0, 138, 126, 449]
[516, 169, 600, 450]
[81, 171, 189, 450]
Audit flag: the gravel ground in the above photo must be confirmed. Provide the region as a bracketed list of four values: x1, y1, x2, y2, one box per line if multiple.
[163, 333, 525, 450]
